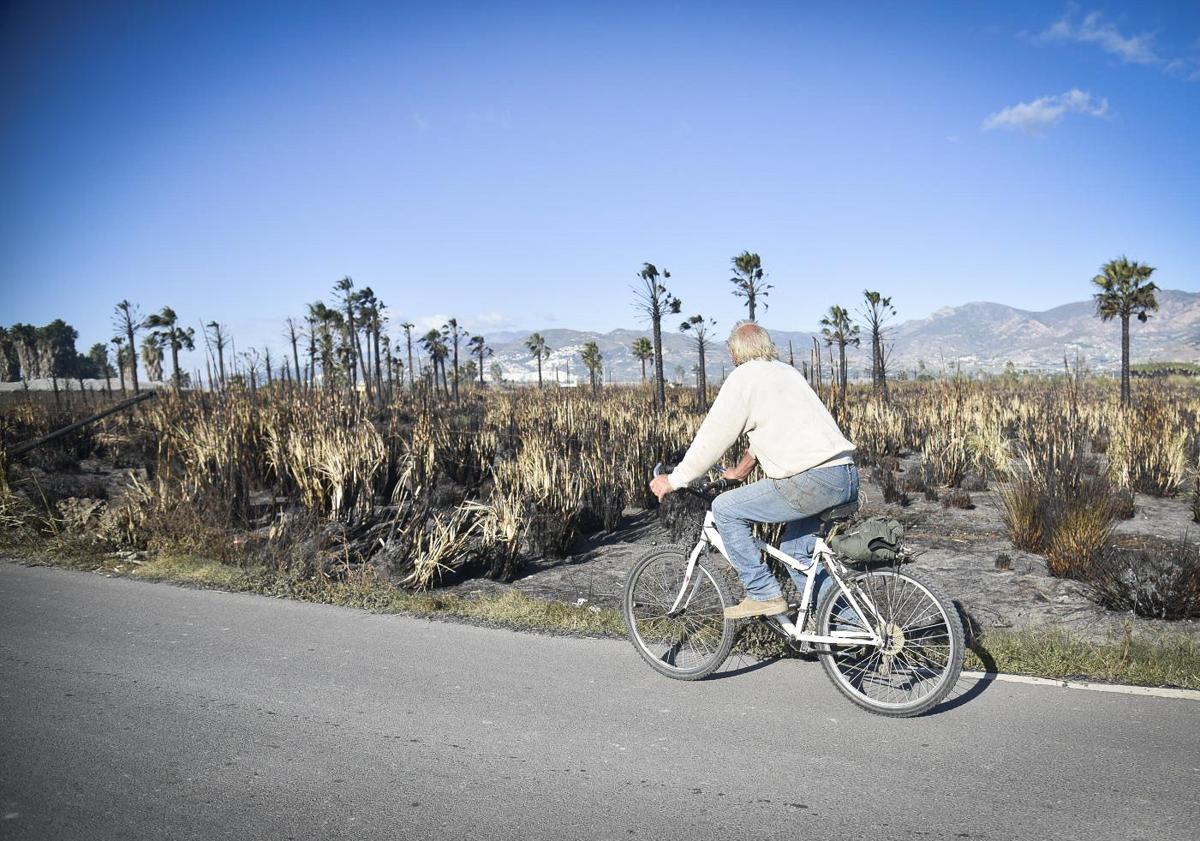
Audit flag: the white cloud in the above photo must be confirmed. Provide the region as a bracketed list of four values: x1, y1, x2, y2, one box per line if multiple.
[414, 313, 450, 333]
[1041, 10, 1159, 64]
[982, 89, 1110, 133]
[410, 312, 520, 335]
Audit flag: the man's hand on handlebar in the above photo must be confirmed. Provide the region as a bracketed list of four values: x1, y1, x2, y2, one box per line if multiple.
[649, 474, 673, 502]
[649, 461, 744, 503]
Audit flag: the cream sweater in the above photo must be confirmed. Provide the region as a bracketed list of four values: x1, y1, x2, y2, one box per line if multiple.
[667, 359, 855, 489]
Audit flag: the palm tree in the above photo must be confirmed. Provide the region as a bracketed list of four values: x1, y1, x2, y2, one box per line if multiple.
[304, 312, 317, 388]
[307, 302, 338, 390]
[357, 288, 384, 397]
[1093, 256, 1158, 406]
[113, 300, 142, 394]
[820, 305, 859, 409]
[110, 336, 127, 395]
[525, 332, 550, 387]
[284, 318, 302, 393]
[580, 341, 603, 395]
[143, 306, 195, 388]
[631, 336, 653, 382]
[680, 315, 716, 410]
[730, 251, 771, 321]
[400, 322, 415, 389]
[334, 277, 371, 397]
[141, 335, 164, 383]
[205, 321, 229, 389]
[443, 318, 468, 402]
[633, 263, 681, 409]
[421, 328, 449, 395]
[859, 290, 895, 401]
[469, 335, 492, 385]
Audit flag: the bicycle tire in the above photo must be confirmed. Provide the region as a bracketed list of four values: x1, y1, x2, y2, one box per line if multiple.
[622, 545, 737, 680]
[816, 567, 964, 717]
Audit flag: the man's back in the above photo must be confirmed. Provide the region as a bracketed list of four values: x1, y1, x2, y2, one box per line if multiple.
[669, 359, 855, 488]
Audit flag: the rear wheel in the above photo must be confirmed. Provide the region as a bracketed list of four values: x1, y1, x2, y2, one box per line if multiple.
[816, 567, 964, 717]
[623, 545, 736, 680]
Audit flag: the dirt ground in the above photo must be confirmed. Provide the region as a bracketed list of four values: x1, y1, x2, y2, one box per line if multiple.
[445, 455, 1200, 645]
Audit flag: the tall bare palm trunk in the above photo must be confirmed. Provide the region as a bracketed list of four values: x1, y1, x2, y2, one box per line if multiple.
[652, 319, 665, 409]
[1121, 315, 1131, 406]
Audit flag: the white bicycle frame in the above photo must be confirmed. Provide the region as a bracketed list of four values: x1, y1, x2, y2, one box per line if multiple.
[669, 509, 884, 648]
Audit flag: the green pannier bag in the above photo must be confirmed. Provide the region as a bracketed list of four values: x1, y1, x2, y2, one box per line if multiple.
[828, 516, 905, 562]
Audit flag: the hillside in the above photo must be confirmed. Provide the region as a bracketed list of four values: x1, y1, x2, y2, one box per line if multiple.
[487, 289, 1200, 384]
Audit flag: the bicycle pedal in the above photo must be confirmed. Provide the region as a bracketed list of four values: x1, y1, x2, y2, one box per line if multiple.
[791, 640, 820, 660]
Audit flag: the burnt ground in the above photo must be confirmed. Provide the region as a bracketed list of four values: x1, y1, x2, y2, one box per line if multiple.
[445, 455, 1200, 645]
[8, 446, 1198, 645]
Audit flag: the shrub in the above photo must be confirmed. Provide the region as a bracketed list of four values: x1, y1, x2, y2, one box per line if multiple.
[997, 438, 1119, 576]
[994, 553, 1013, 571]
[960, 473, 988, 492]
[871, 466, 910, 506]
[1042, 476, 1117, 577]
[1193, 456, 1200, 525]
[1086, 537, 1200, 620]
[996, 474, 1043, 552]
[941, 489, 974, 510]
[1112, 488, 1135, 520]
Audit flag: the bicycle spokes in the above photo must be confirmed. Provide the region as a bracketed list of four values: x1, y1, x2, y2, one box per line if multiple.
[823, 570, 958, 710]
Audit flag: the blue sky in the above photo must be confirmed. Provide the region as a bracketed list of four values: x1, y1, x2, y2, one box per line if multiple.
[2, 1, 1198, 362]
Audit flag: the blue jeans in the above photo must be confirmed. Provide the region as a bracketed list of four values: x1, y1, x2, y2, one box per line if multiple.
[711, 463, 859, 601]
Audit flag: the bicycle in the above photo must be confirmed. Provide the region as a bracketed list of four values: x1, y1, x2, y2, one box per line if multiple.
[622, 465, 965, 717]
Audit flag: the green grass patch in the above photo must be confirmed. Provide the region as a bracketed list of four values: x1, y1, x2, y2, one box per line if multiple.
[965, 627, 1199, 690]
[6, 546, 1198, 690]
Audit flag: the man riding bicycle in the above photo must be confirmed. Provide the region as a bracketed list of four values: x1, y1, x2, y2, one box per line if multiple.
[649, 321, 859, 620]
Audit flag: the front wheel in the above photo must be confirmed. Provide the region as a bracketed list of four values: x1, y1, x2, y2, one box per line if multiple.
[623, 545, 736, 680]
[816, 567, 964, 717]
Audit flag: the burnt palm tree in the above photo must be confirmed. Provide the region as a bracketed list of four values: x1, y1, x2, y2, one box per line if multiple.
[730, 251, 771, 321]
[680, 315, 716, 410]
[820, 305, 859, 409]
[443, 318, 468, 402]
[633, 263, 681, 409]
[632, 336, 653, 382]
[421, 328, 449, 395]
[334, 277, 371, 397]
[1093, 256, 1158, 406]
[469, 335, 492, 385]
[525, 332, 550, 387]
[308, 302, 339, 390]
[141, 335, 164, 383]
[304, 312, 318, 388]
[110, 336, 128, 395]
[285, 318, 302, 393]
[205, 321, 230, 389]
[580, 341, 603, 395]
[143, 306, 195, 388]
[859, 290, 895, 401]
[357, 288, 384, 397]
[113, 300, 142, 393]
[400, 322, 415, 389]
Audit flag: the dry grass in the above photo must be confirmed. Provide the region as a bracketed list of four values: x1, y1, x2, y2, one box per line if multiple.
[4, 376, 1199, 605]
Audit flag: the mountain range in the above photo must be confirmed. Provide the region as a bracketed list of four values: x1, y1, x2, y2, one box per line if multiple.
[482, 289, 1200, 384]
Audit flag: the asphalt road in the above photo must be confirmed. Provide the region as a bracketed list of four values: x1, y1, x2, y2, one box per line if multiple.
[2, 562, 1198, 841]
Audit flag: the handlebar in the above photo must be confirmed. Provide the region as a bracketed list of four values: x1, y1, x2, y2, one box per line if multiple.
[652, 462, 739, 501]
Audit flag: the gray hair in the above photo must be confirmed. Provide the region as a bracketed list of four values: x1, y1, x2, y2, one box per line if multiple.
[727, 321, 778, 365]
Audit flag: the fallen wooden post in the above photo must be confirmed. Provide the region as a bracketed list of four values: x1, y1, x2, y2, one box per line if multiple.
[4, 390, 158, 458]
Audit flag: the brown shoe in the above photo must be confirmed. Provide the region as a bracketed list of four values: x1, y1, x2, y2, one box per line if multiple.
[723, 596, 789, 620]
